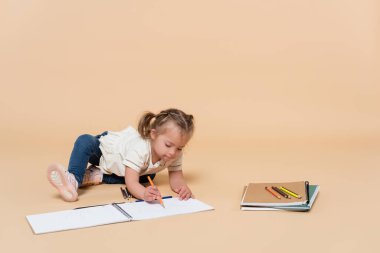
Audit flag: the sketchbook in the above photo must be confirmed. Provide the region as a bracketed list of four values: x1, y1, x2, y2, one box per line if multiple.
[240, 181, 309, 207]
[26, 198, 214, 234]
[241, 185, 320, 211]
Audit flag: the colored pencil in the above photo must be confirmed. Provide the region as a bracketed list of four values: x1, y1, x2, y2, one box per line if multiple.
[265, 186, 281, 199]
[120, 187, 127, 199]
[279, 186, 302, 199]
[272, 186, 290, 198]
[147, 176, 165, 208]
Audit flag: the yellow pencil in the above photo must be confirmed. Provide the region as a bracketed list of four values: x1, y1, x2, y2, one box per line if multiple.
[279, 186, 302, 199]
[147, 176, 165, 208]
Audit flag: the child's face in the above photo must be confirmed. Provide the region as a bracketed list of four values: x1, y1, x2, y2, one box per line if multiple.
[150, 121, 190, 163]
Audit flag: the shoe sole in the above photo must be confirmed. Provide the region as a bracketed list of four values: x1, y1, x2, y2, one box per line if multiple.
[47, 164, 78, 202]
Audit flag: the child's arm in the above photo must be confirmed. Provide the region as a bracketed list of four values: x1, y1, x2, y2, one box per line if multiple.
[124, 167, 161, 201]
[169, 170, 192, 200]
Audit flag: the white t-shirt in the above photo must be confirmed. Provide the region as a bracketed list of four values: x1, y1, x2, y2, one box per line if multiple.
[98, 126, 182, 177]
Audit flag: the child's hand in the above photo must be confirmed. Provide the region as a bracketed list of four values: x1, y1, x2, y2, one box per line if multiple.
[144, 186, 162, 202]
[174, 185, 192, 200]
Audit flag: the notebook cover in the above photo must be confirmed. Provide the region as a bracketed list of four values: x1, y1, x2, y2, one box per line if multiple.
[241, 185, 319, 211]
[241, 181, 308, 207]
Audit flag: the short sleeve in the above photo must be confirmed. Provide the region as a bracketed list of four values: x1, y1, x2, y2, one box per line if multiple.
[122, 147, 148, 174]
[167, 154, 183, 172]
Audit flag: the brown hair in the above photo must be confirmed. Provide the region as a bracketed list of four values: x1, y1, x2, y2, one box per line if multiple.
[138, 108, 194, 139]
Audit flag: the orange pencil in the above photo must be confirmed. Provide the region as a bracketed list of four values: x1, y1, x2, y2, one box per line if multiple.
[147, 176, 165, 208]
[265, 186, 281, 199]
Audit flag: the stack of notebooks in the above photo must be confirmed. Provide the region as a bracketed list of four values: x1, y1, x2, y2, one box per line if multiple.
[240, 181, 319, 211]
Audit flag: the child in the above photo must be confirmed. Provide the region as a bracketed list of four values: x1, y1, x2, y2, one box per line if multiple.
[47, 108, 194, 202]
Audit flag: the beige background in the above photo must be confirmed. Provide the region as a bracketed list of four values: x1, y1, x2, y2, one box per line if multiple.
[1, 1, 379, 252]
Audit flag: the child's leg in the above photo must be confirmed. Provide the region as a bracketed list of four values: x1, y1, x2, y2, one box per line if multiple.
[47, 133, 106, 201]
[102, 174, 125, 184]
[102, 173, 156, 184]
[67, 134, 103, 185]
[139, 174, 156, 184]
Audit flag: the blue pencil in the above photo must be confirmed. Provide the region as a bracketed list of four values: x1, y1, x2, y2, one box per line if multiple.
[135, 196, 173, 202]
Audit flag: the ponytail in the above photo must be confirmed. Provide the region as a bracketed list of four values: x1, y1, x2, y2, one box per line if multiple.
[137, 108, 194, 139]
[137, 112, 156, 138]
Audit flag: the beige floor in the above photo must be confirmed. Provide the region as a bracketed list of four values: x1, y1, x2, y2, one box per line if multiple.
[1, 1, 380, 252]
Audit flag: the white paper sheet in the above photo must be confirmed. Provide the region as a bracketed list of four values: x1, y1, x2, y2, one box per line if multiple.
[26, 198, 214, 234]
[26, 204, 128, 234]
[120, 197, 214, 220]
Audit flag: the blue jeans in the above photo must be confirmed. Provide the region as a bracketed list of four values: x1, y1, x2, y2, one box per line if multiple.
[68, 132, 155, 186]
